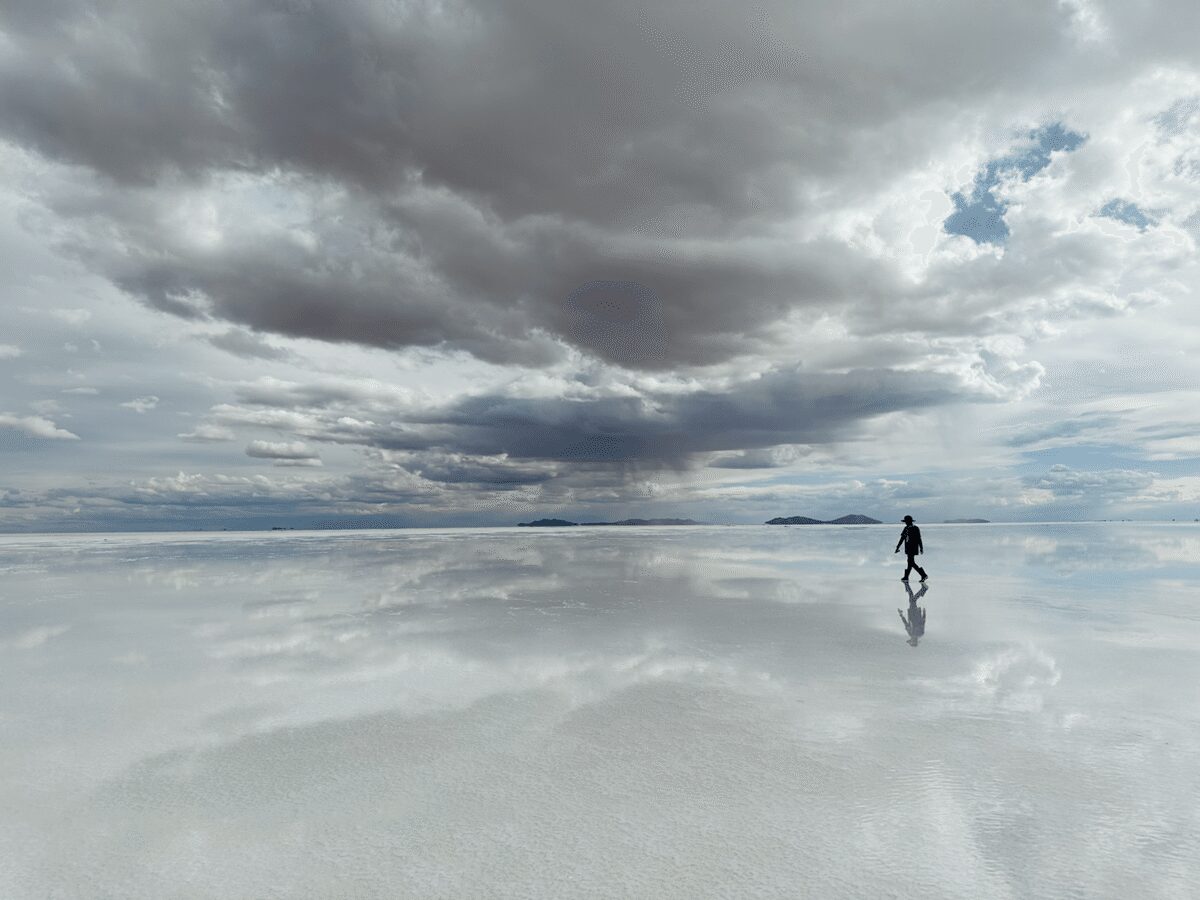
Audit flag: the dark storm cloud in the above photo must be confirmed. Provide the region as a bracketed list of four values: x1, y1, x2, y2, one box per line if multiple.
[211, 366, 973, 470]
[40, 173, 897, 368]
[422, 367, 964, 462]
[403, 454, 558, 487]
[0, 0, 1084, 199]
[0, 0, 1140, 370]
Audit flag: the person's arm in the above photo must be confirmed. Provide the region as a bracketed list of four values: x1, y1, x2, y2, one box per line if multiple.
[917, 531, 924, 554]
[895, 528, 904, 553]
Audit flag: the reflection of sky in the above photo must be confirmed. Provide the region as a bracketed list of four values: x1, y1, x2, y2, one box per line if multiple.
[2, 525, 1198, 897]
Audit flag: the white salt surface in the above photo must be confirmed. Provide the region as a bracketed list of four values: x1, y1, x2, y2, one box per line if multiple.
[1, 524, 1198, 898]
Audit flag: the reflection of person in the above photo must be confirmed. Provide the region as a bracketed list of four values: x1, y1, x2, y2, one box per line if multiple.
[894, 515, 928, 582]
[898, 582, 928, 646]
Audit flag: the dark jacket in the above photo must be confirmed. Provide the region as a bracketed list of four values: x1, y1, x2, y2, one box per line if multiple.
[896, 524, 923, 555]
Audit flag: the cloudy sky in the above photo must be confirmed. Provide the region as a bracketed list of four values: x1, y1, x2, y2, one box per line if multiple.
[2, 0, 1199, 531]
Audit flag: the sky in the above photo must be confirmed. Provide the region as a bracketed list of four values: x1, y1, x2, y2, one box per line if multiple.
[1, 0, 1199, 531]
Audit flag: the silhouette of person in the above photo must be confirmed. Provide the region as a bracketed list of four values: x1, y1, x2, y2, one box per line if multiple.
[898, 581, 928, 646]
[894, 515, 927, 582]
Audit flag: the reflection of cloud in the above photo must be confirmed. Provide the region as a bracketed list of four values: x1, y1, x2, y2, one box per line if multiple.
[925, 645, 1061, 713]
[1003, 528, 1159, 573]
[4, 525, 1200, 897]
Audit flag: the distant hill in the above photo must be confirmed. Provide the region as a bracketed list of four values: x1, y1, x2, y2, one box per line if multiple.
[766, 514, 882, 525]
[518, 517, 703, 527]
[943, 518, 989, 523]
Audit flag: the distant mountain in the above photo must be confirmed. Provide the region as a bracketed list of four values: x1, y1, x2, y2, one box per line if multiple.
[944, 518, 989, 523]
[766, 514, 882, 525]
[518, 517, 704, 527]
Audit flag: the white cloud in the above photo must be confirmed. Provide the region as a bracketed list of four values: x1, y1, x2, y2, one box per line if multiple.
[1058, 0, 1110, 45]
[120, 396, 159, 413]
[8, 624, 71, 649]
[0, 343, 21, 359]
[178, 423, 236, 443]
[245, 440, 321, 461]
[29, 399, 63, 415]
[0, 413, 80, 440]
[46, 308, 92, 325]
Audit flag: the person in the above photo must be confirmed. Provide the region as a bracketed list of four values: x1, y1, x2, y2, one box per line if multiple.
[894, 515, 927, 582]
[898, 581, 928, 646]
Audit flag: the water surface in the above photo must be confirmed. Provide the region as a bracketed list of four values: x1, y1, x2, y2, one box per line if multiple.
[2, 524, 1197, 898]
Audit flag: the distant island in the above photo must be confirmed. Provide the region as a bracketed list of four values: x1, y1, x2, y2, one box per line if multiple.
[943, 518, 990, 524]
[765, 514, 882, 525]
[518, 518, 703, 527]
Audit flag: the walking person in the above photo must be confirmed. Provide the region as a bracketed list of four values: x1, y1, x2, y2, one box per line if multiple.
[894, 515, 927, 582]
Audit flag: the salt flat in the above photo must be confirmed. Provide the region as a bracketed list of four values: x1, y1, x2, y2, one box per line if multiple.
[2, 524, 1197, 898]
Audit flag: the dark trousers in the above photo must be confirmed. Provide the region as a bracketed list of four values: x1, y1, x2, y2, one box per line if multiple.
[903, 554, 927, 580]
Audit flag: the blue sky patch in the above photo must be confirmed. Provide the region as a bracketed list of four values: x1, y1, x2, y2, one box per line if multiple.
[1097, 198, 1156, 231]
[944, 123, 1086, 244]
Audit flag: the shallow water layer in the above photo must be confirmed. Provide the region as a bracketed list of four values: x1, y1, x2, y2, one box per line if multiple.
[2, 524, 1198, 898]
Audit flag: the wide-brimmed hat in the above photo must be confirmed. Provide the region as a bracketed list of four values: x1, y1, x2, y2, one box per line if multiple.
[902, 515, 914, 523]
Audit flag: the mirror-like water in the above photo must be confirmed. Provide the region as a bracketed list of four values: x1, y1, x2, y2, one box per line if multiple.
[2, 524, 1197, 898]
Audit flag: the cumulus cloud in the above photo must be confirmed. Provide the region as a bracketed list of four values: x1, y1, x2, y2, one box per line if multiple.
[0, 344, 21, 359]
[0, 413, 80, 440]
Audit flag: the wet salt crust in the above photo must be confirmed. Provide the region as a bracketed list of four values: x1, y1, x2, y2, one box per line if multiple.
[2, 524, 1197, 898]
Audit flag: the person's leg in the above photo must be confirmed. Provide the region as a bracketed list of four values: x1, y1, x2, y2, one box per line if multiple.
[916, 561, 927, 580]
[903, 554, 915, 580]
